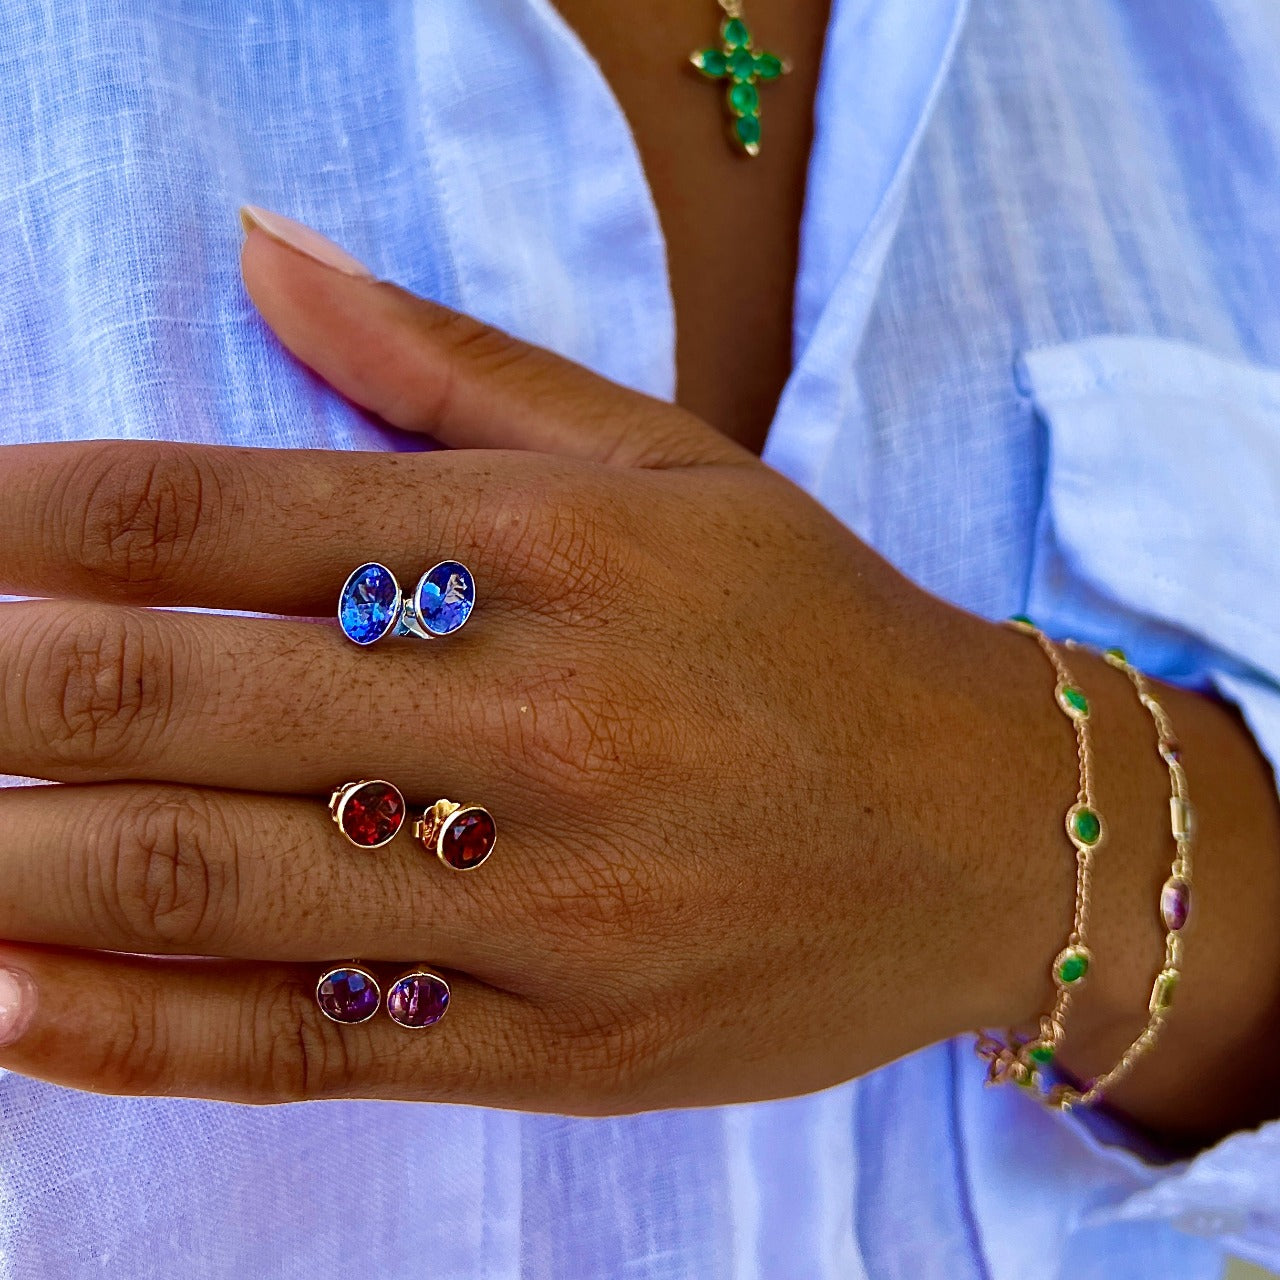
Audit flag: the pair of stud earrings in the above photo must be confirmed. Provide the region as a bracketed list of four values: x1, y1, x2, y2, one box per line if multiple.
[328, 780, 497, 871]
[316, 963, 450, 1029]
[338, 560, 476, 645]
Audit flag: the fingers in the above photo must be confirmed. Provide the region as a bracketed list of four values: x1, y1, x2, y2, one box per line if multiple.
[0, 438, 601, 613]
[0, 944, 593, 1109]
[0, 599, 598, 810]
[0, 783, 567, 988]
[240, 207, 743, 468]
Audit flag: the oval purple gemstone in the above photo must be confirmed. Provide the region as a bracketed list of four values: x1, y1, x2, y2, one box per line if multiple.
[387, 972, 450, 1029]
[414, 561, 475, 636]
[1160, 877, 1191, 932]
[339, 563, 401, 646]
[316, 967, 381, 1024]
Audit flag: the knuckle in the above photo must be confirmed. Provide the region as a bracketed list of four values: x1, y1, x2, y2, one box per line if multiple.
[244, 975, 369, 1103]
[30, 610, 174, 766]
[94, 790, 233, 949]
[504, 678, 630, 797]
[490, 489, 632, 613]
[428, 308, 541, 382]
[96, 981, 170, 1094]
[59, 443, 216, 595]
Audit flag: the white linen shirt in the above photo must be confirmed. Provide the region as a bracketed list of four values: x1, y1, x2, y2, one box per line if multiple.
[0, 1, 1278, 1276]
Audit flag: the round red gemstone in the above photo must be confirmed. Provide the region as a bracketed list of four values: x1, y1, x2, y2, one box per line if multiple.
[439, 808, 496, 870]
[340, 781, 405, 848]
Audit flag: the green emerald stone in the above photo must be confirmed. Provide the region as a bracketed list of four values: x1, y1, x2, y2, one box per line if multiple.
[730, 48, 756, 81]
[754, 52, 784, 79]
[1071, 807, 1102, 845]
[1028, 1043, 1055, 1065]
[1010, 614, 1034, 627]
[1058, 952, 1089, 984]
[1105, 646, 1127, 663]
[722, 17, 751, 48]
[729, 82, 759, 115]
[1061, 686, 1089, 716]
[735, 114, 762, 147]
[697, 48, 728, 76]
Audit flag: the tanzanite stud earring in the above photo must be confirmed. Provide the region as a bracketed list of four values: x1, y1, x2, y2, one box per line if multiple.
[415, 800, 497, 871]
[316, 963, 382, 1025]
[386, 968, 451, 1029]
[330, 780, 406, 849]
[338, 562, 404, 645]
[398, 561, 476, 639]
[338, 560, 476, 645]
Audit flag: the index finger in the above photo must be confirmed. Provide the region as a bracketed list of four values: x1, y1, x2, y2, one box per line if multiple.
[0, 439, 551, 614]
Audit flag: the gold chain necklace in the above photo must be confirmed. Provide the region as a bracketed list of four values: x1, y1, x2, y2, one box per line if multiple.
[689, 1, 791, 156]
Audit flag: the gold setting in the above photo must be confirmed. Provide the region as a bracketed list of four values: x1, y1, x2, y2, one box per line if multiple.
[413, 800, 497, 872]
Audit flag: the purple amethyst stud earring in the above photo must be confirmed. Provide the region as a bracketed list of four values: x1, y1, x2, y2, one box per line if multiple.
[316, 963, 382, 1025]
[386, 969, 451, 1029]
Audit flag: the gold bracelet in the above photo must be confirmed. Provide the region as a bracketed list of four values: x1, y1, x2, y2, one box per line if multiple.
[976, 622, 1195, 1110]
[1047, 642, 1194, 1108]
[975, 616, 1105, 1099]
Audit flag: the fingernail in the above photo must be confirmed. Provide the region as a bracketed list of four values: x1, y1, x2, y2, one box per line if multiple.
[0, 966, 36, 1047]
[239, 205, 374, 279]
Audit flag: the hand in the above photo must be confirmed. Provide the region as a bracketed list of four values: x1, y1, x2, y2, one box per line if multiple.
[0, 213, 1136, 1112]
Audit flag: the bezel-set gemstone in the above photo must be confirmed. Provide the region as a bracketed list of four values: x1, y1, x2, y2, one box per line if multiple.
[1055, 683, 1090, 719]
[316, 966, 381, 1025]
[1160, 877, 1191, 932]
[439, 807, 498, 871]
[1170, 796, 1195, 840]
[413, 561, 476, 637]
[1066, 803, 1103, 848]
[1054, 945, 1091, 986]
[1149, 967, 1179, 1014]
[335, 780, 406, 849]
[339, 562, 402, 646]
[387, 971, 451, 1029]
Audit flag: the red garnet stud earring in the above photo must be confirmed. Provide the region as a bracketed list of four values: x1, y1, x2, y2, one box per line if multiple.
[329, 780, 407, 849]
[414, 800, 497, 871]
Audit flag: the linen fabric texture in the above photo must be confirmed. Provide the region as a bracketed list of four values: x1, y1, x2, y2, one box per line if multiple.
[0, 0, 1278, 1276]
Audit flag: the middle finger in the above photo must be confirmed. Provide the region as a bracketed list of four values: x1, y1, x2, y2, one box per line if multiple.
[0, 598, 604, 811]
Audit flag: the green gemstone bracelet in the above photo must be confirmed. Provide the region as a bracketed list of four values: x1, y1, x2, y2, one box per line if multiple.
[975, 620, 1196, 1110]
[975, 617, 1103, 1099]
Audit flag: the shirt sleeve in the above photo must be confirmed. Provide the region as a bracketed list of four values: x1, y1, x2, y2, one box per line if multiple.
[1009, 333, 1280, 1273]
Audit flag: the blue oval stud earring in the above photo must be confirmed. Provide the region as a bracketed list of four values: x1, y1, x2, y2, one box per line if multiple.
[338, 562, 403, 646]
[397, 561, 476, 639]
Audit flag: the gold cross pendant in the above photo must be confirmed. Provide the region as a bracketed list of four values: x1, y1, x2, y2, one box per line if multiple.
[689, 4, 791, 156]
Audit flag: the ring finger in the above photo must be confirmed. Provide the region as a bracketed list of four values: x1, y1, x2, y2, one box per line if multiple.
[0, 782, 612, 993]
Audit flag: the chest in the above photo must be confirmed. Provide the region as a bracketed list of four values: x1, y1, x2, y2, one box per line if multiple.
[551, 0, 831, 453]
